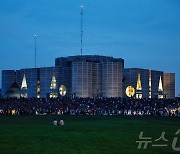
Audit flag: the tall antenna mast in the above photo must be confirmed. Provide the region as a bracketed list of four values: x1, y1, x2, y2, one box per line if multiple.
[34, 34, 37, 68]
[80, 5, 84, 55]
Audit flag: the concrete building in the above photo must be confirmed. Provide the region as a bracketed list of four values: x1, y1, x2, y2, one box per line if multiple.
[56, 55, 124, 98]
[163, 73, 175, 98]
[1, 56, 175, 99]
[20, 68, 39, 98]
[123, 68, 175, 99]
[123, 68, 149, 98]
[40, 67, 60, 98]
[1, 55, 124, 98]
[2, 70, 20, 98]
[102, 62, 123, 97]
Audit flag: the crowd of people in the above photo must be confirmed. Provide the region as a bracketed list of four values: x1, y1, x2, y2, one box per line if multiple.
[0, 97, 179, 116]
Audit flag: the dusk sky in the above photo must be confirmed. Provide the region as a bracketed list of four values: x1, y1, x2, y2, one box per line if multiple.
[0, 0, 180, 96]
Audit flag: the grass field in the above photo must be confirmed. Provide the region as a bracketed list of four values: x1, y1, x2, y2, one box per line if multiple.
[0, 115, 179, 154]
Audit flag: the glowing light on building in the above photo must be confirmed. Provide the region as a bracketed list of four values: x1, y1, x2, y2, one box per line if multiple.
[158, 76, 163, 92]
[136, 93, 142, 99]
[59, 85, 67, 96]
[49, 93, 57, 98]
[158, 76, 164, 99]
[49, 74, 57, 98]
[21, 74, 28, 98]
[136, 74, 142, 90]
[37, 80, 40, 98]
[126, 86, 135, 97]
[149, 70, 152, 98]
[136, 73, 142, 99]
[50, 75, 56, 89]
[21, 74, 27, 90]
[21, 93, 28, 98]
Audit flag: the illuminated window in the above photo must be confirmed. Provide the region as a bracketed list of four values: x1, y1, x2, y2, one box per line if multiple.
[136, 74, 142, 90]
[50, 93, 58, 98]
[21, 93, 28, 98]
[136, 94, 142, 99]
[21, 74, 27, 90]
[37, 80, 40, 98]
[49, 74, 57, 98]
[126, 86, 135, 97]
[158, 95, 163, 99]
[50, 75, 56, 89]
[136, 73, 142, 99]
[59, 85, 67, 96]
[158, 76, 163, 92]
[21, 74, 28, 98]
[149, 70, 152, 98]
[158, 76, 164, 99]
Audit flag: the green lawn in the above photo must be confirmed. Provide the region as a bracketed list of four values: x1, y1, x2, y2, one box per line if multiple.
[0, 115, 179, 154]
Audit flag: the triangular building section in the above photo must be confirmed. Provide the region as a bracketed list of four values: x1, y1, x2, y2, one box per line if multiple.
[158, 76, 163, 92]
[21, 74, 27, 90]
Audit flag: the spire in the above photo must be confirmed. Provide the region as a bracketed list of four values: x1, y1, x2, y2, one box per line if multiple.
[21, 74, 27, 90]
[136, 73, 142, 90]
[50, 75, 56, 89]
[158, 76, 163, 91]
[35, 34, 38, 68]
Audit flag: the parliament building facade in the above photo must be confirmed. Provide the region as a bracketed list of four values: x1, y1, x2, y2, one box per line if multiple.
[1, 55, 175, 99]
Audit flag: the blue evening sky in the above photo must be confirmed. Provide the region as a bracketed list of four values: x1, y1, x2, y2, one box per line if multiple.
[0, 0, 180, 96]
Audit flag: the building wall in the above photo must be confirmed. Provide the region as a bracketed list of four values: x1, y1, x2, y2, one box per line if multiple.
[123, 69, 166, 98]
[20, 68, 38, 98]
[57, 55, 124, 98]
[151, 70, 163, 98]
[123, 68, 149, 98]
[72, 62, 102, 98]
[163, 73, 175, 98]
[1, 70, 20, 98]
[102, 62, 123, 97]
[92, 63, 102, 97]
[72, 62, 93, 97]
[72, 58, 123, 98]
[55, 58, 72, 97]
[2, 55, 175, 99]
[40, 67, 60, 98]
